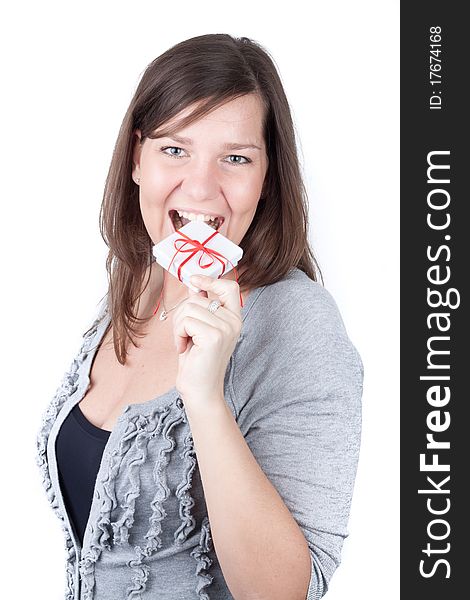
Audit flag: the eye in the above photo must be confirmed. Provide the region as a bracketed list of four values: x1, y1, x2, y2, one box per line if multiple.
[159, 146, 252, 166]
[160, 146, 186, 159]
[226, 155, 251, 166]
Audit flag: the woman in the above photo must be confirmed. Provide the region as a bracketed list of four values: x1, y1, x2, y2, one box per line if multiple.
[36, 34, 363, 600]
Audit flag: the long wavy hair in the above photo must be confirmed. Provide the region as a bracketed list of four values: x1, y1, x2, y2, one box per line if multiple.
[95, 33, 323, 364]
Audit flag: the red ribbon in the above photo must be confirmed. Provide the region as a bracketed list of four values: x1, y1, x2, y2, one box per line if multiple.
[153, 228, 243, 317]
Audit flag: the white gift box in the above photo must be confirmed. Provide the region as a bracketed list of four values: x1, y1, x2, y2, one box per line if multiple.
[152, 220, 243, 292]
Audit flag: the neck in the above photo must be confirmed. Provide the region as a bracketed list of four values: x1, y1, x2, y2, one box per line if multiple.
[160, 268, 190, 309]
[137, 261, 249, 319]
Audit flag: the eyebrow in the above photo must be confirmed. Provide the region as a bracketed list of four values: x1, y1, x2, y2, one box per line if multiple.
[161, 133, 262, 151]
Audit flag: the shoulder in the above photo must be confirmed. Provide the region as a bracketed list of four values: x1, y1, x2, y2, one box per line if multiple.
[81, 293, 109, 339]
[245, 268, 358, 356]
[234, 268, 364, 399]
[264, 267, 345, 324]
[232, 267, 363, 429]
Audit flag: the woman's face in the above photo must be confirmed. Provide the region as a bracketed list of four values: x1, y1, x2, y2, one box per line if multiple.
[132, 94, 268, 247]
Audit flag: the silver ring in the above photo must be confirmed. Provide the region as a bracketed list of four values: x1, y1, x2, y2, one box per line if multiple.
[208, 300, 221, 314]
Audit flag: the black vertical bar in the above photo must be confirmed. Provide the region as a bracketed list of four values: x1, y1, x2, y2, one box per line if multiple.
[401, 2, 468, 598]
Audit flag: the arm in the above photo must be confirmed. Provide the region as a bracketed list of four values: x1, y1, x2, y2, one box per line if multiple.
[186, 280, 363, 600]
[184, 396, 312, 600]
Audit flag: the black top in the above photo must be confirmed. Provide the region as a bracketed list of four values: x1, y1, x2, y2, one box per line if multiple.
[55, 403, 111, 546]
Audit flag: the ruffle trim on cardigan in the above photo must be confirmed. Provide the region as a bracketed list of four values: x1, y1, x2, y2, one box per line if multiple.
[37, 298, 215, 599]
[35, 300, 109, 599]
[78, 398, 215, 599]
[190, 516, 214, 599]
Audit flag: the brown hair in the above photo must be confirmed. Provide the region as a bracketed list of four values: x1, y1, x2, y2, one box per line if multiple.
[96, 33, 323, 364]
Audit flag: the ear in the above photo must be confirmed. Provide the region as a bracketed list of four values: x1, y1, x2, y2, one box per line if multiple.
[132, 129, 143, 181]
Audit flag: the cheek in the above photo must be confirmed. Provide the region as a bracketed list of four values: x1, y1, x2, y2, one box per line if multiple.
[145, 166, 174, 197]
[139, 168, 176, 219]
[229, 179, 262, 214]
[138, 189, 168, 241]
[141, 150, 179, 193]
[139, 190, 165, 222]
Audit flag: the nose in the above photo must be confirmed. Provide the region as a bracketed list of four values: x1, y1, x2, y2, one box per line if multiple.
[179, 158, 221, 203]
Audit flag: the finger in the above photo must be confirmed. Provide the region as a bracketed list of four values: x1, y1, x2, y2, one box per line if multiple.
[176, 336, 187, 354]
[174, 315, 219, 353]
[189, 274, 241, 316]
[177, 299, 235, 329]
[173, 302, 236, 354]
[174, 288, 207, 354]
[187, 282, 207, 299]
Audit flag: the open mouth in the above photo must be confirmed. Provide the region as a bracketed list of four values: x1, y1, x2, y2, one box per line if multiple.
[169, 210, 225, 233]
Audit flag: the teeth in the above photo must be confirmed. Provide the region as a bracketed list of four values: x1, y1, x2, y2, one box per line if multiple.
[172, 210, 224, 232]
[177, 210, 218, 222]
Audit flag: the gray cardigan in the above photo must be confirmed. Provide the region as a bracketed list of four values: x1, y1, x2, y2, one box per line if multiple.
[36, 267, 363, 600]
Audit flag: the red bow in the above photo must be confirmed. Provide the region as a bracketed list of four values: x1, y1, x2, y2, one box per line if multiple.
[153, 228, 243, 316]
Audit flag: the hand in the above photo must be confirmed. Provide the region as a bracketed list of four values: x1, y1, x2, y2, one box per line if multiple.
[172, 274, 243, 407]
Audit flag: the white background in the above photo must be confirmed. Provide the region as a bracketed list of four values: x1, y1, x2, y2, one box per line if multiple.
[0, 1, 399, 598]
